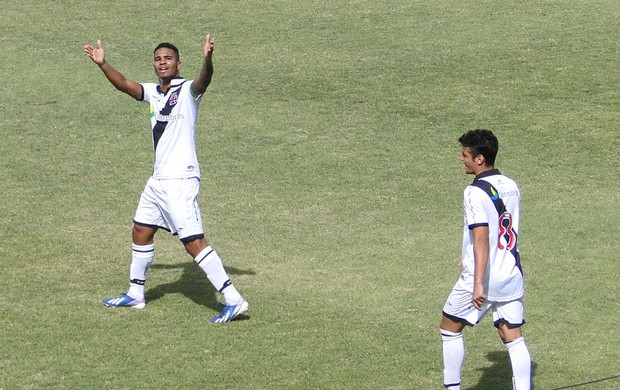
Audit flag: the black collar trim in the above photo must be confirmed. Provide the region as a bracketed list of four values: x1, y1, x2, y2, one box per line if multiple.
[157, 77, 186, 94]
[473, 169, 501, 183]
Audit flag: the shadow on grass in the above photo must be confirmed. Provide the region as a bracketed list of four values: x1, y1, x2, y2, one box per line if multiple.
[146, 262, 255, 318]
[468, 351, 537, 390]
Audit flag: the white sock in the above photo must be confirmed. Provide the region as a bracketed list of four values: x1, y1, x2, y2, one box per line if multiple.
[195, 246, 242, 305]
[505, 337, 531, 390]
[441, 329, 464, 389]
[127, 243, 154, 299]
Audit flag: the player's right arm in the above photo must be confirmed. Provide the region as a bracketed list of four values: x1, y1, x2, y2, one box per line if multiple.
[471, 225, 489, 310]
[83, 39, 143, 101]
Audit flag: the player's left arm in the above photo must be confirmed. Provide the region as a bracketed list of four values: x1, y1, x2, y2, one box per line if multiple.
[190, 34, 214, 98]
[471, 225, 490, 310]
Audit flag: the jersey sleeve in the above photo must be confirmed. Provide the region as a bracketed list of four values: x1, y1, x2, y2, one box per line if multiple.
[140, 83, 157, 104]
[187, 80, 205, 101]
[464, 185, 490, 229]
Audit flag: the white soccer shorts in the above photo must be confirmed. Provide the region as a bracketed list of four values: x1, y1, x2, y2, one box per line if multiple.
[442, 282, 525, 328]
[133, 177, 204, 241]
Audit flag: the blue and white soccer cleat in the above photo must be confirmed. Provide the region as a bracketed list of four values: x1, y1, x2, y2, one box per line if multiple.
[210, 298, 249, 323]
[102, 293, 146, 309]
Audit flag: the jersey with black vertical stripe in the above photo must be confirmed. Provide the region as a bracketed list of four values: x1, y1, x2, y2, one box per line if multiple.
[458, 169, 524, 302]
[141, 78, 203, 179]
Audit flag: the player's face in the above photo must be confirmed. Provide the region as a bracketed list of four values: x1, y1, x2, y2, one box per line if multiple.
[153, 48, 181, 79]
[459, 147, 481, 175]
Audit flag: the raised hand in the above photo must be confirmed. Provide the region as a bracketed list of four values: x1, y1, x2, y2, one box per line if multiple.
[191, 34, 215, 96]
[83, 39, 106, 66]
[203, 34, 214, 59]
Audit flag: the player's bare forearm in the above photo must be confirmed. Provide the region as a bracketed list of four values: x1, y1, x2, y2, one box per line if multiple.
[99, 62, 127, 88]
[83, 39, 142, 101]
[191, 34, 214, 96]
[98, 63, 143, 100]
[192, 57, 213, 96]
[472, 226, 490, 310]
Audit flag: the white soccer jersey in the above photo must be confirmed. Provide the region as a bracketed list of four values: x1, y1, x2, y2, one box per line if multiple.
[141, 78, 203, 179]
[458, 169, 524, 302]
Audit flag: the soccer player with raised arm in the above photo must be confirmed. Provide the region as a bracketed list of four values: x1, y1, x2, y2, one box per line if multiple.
[83, 34, 248, 323]
[440, 129, 531, 389]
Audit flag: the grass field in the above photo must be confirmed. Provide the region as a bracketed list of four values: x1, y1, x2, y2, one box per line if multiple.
[1, 0, 618, 389]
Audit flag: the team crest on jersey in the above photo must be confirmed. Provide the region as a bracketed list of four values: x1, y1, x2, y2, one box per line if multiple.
[169, 91, 178, 106]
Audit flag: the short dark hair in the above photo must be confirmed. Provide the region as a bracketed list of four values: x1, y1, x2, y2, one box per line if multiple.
[154, 42, 180, 60]
[458, 129, 499, 166]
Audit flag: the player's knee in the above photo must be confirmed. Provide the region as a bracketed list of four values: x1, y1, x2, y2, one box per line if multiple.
[497, 322, 522, 343]
[182, 235, 208, 257]
[132, 224, 156, 245]
[440, 314, 466, 334]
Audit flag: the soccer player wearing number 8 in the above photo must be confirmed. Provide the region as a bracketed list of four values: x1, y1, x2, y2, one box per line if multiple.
[439, 130, 531, 389]
[83, 35, 248, 323]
